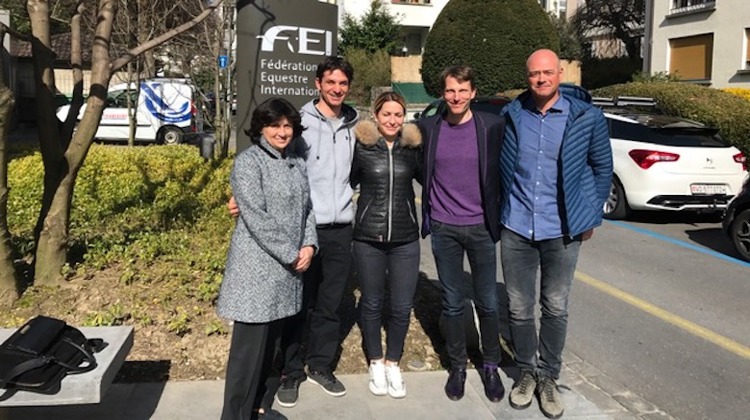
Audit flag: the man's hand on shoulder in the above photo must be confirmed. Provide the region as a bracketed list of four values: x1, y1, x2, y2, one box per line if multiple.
[227, 196, 240, 217]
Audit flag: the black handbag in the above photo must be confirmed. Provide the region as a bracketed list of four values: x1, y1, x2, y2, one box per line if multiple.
[0, 315, 105, 396]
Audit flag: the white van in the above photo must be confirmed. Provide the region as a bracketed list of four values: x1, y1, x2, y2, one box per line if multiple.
[57, 78, 203, 144]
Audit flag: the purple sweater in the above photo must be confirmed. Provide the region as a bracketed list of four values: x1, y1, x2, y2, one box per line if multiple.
[429, 118, 484, 226]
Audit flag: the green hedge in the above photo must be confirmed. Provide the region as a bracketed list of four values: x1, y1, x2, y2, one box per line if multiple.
[9, 145, 233, 272]
[421, 0, 559, 96]
[593, 82, 750, 155]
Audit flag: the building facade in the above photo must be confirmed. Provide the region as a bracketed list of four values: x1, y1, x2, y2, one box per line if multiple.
[337, 0, 449, 56]
[538, 0, 568, 19]
[644, 0, 750, 88]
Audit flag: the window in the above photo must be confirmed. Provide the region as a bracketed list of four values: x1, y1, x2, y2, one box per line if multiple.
[746, 28, 750, 69]
[670, 0, 715, 14]
[608, 119, 727, 148]
[106, 90, 138, 108]
[669, 34, 713, 80]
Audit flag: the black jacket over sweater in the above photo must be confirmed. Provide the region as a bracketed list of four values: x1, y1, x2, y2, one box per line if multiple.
[351, 120, 423, 243]
[417, 110, 504, 242]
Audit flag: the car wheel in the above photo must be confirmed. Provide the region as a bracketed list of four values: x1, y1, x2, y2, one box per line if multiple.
[603, 178, 631, 220]
[730, 208, 750, 262]
[160, 127, 183, 145]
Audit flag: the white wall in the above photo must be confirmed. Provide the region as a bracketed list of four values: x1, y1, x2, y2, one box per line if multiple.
[648, 0, 750, 88]
[338, 0, 449, 29]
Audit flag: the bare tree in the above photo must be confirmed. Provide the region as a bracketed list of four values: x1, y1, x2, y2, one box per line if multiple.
[26, 0, 224, 287]
[167, 1, 233, 158]
[573, 0, 645, 60]
[0, 23, 30, 303]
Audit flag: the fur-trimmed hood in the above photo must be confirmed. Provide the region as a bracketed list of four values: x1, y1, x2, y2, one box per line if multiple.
[354, 120, 422, 148]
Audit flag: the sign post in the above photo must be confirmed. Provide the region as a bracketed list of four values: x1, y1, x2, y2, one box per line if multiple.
[218, 55, 228, 69]
[235, 0, 339, 151]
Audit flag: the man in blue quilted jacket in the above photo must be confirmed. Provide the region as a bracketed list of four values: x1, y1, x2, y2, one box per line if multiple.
[499, 49, 612, 419]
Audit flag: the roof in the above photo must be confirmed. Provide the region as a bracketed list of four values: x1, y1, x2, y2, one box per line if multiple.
[11, 33, 92, 63]
[391, 82, 437, 105]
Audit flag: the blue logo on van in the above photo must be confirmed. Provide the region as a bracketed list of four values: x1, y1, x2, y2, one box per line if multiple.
[142, 82, 191, 123]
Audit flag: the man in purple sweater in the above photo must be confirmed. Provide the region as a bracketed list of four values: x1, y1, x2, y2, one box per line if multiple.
[417, 65, 505, 403]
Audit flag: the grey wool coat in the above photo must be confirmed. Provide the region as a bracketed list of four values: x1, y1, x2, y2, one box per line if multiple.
[217, 137, 317, 323]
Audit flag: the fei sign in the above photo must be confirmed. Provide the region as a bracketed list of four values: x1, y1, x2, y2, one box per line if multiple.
[236, 0, 338, 151]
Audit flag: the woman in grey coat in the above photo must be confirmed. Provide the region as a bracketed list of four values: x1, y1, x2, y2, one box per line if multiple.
[218, 97, 317, 420]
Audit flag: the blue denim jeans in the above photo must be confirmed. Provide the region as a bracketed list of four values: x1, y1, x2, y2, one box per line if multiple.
[353, 240, 420, 362]
[500, 228, 581, 379]
[430, 220, 500, 367]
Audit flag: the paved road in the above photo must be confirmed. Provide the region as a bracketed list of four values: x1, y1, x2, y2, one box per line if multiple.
[413, 176, 750, 420]
[567, 215, 750, 420]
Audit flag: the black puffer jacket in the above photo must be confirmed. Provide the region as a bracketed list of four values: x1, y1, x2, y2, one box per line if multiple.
[351, 120, 423, 243]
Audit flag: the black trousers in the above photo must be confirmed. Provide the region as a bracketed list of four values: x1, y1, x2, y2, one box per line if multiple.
[221, 319, 284, 420]
[281, 224, 352, 377]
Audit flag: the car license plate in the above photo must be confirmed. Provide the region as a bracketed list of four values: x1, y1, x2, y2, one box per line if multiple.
[690, 184, 728, 195]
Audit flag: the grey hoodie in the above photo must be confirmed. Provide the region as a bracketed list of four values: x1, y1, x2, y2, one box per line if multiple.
[300, 99, 359, 225]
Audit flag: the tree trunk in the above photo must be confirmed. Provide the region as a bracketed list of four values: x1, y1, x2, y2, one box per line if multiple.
[28, 0, 223, 285]
[33, 177, 73, 285]
[29, 0, 115, 285]
[0, 87, 19, 303]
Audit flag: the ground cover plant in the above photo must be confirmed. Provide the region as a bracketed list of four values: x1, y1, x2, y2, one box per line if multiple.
[2, 144, 446, 381]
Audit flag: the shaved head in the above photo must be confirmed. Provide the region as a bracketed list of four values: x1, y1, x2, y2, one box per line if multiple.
[526, 49, 560, 71]
[526, 49, 563, 111]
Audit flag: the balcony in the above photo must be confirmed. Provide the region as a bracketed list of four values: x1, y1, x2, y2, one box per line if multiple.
[668, 0, 716, 17]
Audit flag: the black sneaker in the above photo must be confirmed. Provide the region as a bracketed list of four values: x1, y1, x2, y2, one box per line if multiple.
[307, 370, 346, 397]
[444, 367, 466, 401]
[275, 376, 304, 408]
[252, 409, 288, 420]
[480, 366, 505, 402]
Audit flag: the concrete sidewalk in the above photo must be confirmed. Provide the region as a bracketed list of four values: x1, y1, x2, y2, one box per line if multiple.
[3, 363, 651, 420]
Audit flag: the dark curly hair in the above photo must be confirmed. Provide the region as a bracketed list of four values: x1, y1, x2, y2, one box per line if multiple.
[315, 56, 354, 83]
[246, 97, 305, 144]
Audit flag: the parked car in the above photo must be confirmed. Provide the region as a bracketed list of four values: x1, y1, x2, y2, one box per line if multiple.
[415, 94, 748, 221]
[722, 176, 750, 262]
[596, 97, 747, 220]
[412, 96, 511, 120]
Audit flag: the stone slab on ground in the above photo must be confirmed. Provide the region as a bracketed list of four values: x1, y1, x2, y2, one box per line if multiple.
[0, 326, 134, 406]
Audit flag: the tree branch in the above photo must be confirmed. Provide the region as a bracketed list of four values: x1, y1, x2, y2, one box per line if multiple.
[0, 23, 31, 41]
[110, 0, 225, 72]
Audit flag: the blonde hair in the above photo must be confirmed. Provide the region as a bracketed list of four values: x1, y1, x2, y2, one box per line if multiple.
[372, 91, 407, 116]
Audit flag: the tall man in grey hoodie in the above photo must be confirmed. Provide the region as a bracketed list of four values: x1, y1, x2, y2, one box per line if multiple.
[230, 56, 359, 407]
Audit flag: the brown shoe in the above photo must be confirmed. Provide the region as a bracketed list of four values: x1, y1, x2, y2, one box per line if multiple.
[509, 370, 536, 409]
[536, 376, 564, 419]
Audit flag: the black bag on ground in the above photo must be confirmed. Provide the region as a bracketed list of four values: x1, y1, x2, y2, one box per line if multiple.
[0, 315, 104, 395]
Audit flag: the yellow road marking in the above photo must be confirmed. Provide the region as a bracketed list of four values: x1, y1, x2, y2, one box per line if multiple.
[576, 271, 750, 360]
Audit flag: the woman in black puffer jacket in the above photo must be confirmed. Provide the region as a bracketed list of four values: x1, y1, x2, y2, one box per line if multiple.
[351, 91, 422, 399]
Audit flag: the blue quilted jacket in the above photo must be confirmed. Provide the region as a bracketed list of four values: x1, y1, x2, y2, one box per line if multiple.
[499, 85, 613, 237]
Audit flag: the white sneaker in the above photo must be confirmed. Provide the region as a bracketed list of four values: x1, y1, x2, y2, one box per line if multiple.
[385, 364, 406, 398]
[368, 361, 387, 396]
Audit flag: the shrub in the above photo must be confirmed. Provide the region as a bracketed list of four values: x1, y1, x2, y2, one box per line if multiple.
[339, 1, 402, 55]
[722, 88, 750, 102]
[9, 145, 234, 271]
[344, 48, 392, 106]
[581, 57, 642, 90]
[593, 82, 750, 155]
[421, 0, 559, 96]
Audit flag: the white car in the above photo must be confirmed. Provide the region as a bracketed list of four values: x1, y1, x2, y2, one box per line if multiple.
[599, 98, 747, 219]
